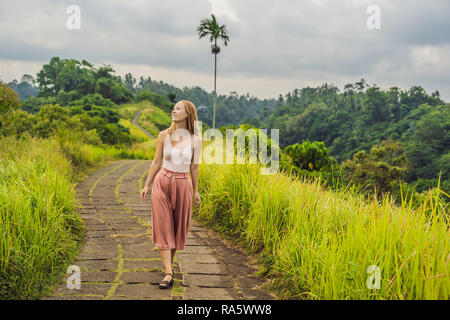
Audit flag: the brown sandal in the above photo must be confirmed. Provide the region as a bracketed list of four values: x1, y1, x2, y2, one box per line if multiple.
[159, 273, 174, 289]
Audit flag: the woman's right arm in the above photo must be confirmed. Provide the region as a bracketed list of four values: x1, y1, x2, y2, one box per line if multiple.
[143, 131, 165, 188]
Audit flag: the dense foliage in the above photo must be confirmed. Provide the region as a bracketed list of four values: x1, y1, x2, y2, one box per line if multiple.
[123, 73, 277, 128]
[6, 58, 449, 195]
[1, 79, 132, 147]
[268, 81, 449, 193]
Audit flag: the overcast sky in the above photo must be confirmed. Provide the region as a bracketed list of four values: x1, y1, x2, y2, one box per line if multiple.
[1, 0, 449, 101]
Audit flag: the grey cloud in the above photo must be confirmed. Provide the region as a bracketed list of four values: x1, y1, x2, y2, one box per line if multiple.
[381, 1, 450, 46]
[0, 0, 448, 100]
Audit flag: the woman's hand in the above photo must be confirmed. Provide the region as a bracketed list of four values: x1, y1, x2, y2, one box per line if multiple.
[193, 192, 201, 206]
[141, 186, 150, 201]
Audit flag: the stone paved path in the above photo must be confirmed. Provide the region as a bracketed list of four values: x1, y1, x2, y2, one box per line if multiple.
[42, 159, 277, 300]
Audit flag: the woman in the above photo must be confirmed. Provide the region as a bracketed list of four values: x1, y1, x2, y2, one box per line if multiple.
[140, 100, 202, 289]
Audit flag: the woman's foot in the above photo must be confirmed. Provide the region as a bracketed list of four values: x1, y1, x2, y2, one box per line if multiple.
[158, 273, 174, 289]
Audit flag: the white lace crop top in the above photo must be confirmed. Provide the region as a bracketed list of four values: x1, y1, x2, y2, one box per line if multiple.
[161, 131, 194, 173]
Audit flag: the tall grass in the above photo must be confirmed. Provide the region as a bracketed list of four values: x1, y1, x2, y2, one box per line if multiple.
[0, 135, 86, 299]
[54, 127, 150, 178]
[194, 161, 449, 299]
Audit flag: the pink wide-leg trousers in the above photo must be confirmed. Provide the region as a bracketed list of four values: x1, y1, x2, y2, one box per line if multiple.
[150, 167, 193, 250]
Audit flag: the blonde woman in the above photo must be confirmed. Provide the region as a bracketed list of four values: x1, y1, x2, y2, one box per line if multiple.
[140, 100, 202, 289]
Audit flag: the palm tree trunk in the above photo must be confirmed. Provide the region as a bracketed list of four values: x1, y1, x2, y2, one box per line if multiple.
[213, 40, 217, 130]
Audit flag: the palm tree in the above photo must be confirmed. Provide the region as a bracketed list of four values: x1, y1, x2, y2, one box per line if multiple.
[197, 14, 230, 130]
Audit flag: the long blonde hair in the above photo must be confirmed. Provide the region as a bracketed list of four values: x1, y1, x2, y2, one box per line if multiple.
[167, 100, 200, 140]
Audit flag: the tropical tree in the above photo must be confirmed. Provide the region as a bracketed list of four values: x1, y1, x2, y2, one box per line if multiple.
[197, 14, 230, 130]
[0, 81, 23, 136]
[341, 140, 409, 194]
[284, 140, 337, 172]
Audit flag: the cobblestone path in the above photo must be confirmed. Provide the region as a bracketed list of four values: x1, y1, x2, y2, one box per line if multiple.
[43, 160, 277, 300]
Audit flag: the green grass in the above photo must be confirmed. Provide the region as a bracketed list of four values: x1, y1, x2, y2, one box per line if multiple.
[116, 118, 157, 160]
[194, 161, 449, 299]
[114, 102, 139, 121]
[139, 107, 172, 135]
[116, 100, 172, 138]
[118, 118, 150, 142]
[0, 135, 86, 299]
[113, 100, 167, 160]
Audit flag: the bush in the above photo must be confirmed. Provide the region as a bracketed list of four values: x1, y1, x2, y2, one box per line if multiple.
[0, 80, 22, 115]
[67, 93, 116, 109]
[284, 140, 337, 172]
[135, 89, 172, 111]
